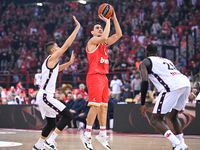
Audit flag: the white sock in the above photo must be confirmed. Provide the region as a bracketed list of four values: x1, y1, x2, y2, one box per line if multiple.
[99, 126, 107, 137]
[176, 133, 184, 143]
[47, 131, 58, 142]
[164, 130, 180, 146]
[35, 137, 45, 148]
[84, 125, 92, 137]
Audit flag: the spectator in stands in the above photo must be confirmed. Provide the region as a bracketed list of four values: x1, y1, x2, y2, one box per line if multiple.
[34, 68, 42, 91]
[135, 58, 142, 70]
[69, 93, 86, 128]
[188, 88, 198, 103]
[134, 92, 141, 104]
[7, 86, 18, 98]
[120, 58, 129, 80]
[178, 55, 185, 69]
[66, 92, 75, 110]
[193, 82, 200, 92]
[131, 73, 142, 99]
[121, 79, 131, 101]
[190, 62, 200, 83]
[6, 94, 12, 104]
[14, 93, 24, 104]
[16, 80, 25, 93]
[65, 92, 75, 128]
[0, 86, 6, 103]
[175, 61, 183, 73]
[151, 18, 162, 36]
[161, 18, 171, 37]
[73, 100, 90, 130]
[175, 21, 186, 38]
[76, 83, 88, 100]
[8, 94, 18, 105]
[110, 75, 123, 102]
[107, 91, 117, 129]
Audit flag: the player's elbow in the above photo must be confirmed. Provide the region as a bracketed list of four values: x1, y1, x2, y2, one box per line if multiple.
[99, 37, 108, 43]
[117, 32, 122, 38]
[102, 37, 108, 41]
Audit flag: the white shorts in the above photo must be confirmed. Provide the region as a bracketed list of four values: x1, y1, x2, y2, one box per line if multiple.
[153, 87, 190, 114]
[36, 89, 65, 119]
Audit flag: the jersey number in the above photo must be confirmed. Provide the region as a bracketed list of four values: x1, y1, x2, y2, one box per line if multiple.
[163, 62, 177, 70]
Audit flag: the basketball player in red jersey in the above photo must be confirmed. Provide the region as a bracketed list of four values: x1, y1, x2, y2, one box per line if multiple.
[80, 10, 122, 150]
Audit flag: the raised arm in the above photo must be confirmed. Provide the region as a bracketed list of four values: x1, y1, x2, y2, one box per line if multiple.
[88, 15, 111, 46]
[50, 16, 80, 61]
[59, 51, 75, 72]
[106, 10, 122, 46]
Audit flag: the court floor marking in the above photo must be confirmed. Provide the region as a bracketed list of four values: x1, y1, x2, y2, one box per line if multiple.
[0, 141, 23, 147]
[1, 128, 200, 139]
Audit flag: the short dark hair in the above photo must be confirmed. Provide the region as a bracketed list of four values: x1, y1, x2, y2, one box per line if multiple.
[146, 44, 157, 54]
[44, 41, 56, 55]
[91, 22, 102, 31]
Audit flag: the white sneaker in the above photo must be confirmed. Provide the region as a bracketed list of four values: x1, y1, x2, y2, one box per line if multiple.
[80, 134, 94, 150]
[43, 140, 58, 150]
[95, 134, 111, 150]
[174, 142, 188, 150]
[32, 145, 46, 150]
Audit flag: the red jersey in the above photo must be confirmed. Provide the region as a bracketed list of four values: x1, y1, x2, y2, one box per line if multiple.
[86, 43, 109, 75]
[163, 22, 170, 31]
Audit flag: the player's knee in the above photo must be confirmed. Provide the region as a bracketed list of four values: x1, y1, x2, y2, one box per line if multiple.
[60, 107, 73, 120]
[48, 121, 56, 129]
[169, 113, 177, 122]
[150, 117, 160, 127]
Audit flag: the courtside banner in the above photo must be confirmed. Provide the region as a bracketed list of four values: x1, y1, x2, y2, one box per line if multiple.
[113, 103, 200, 135]
[0, 105, 46, 129]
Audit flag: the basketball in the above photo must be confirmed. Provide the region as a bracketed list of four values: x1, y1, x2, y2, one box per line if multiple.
[98, 3, 113, 19]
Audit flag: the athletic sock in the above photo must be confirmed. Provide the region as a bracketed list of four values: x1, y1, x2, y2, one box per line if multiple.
[176, 133, 184, 143]
[99, 126, 107, 137]
[164, 130, 181, 146]
[35, 137, 45, 148]
[47, 131, 58, 143]
[84, 125, 92, 137]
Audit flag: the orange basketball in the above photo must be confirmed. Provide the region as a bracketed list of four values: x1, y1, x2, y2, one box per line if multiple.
[98, 3, 113, 19]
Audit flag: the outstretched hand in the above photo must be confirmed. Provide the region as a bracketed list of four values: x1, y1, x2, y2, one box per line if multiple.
[140, 105, 147, 117]
[73, 15, 80, 28]
[98, 14, 110, 22]
[111, 8, 116, 20]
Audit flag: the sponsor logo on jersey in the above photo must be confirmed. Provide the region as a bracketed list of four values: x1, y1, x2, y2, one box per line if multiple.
[100, 57, 109, 64]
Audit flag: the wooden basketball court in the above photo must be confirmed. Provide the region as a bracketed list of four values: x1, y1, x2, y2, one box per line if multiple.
[0, 128, 200, 150]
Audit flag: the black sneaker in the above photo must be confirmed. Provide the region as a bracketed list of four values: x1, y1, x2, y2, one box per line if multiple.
[43, 140, 58, 150]
[32, 145, 46, 150]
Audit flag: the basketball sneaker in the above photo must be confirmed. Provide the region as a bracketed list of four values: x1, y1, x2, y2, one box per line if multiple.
[32, 145, 46, 150]
[43, 140, 58, 150]
[80, 134, 94, 150]
[174, 142, 188, 150]
[95, 134, 111, 150]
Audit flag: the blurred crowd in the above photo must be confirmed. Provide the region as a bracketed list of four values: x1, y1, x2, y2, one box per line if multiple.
[0, 1, 200, 113]
[0, 0, 200, 77]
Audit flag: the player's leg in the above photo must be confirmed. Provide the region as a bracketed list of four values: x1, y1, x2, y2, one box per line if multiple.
[33, 117, 56, 150]
[169, 87, 190, 150]
[80, 75, 102, 150]
[80, 105, 99, 150]
[95, 76, 111, 150]
[44, 107, 73, 150]
[151, 92, 182, 148]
